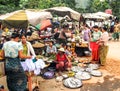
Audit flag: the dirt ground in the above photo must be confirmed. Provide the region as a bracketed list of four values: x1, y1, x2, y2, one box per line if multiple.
[1, 41, 120, 91]
[37, 41, 120, 91]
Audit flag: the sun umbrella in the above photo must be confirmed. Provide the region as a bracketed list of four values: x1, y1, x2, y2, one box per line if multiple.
[0, 9, 53, 28]
[35, 19, 52, 31]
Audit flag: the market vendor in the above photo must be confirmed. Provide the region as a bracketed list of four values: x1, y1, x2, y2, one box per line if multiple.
[58, 23, 71, 44]
[19, 34, 36, 58]
[90, 25, 102, 63]
[55, 47, 72, 76]
[19, 34, 46, 75]
[46, 40, 57, 56]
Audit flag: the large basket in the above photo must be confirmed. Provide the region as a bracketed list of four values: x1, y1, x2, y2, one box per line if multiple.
[32, 42, 45, 48]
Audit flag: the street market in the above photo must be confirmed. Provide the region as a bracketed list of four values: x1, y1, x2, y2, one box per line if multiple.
[0, 1, 120, 90]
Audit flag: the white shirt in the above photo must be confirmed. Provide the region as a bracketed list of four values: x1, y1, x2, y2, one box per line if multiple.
[100, 31, 109, 46]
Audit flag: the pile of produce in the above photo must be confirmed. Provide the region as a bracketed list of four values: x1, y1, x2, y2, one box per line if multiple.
[32, 42, 45, 48]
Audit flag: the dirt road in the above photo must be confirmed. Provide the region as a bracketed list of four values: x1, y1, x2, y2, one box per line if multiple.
[1, 41, 120, 91]
[38, 41, 120, 91]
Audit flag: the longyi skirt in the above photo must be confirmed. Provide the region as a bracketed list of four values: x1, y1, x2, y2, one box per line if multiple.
[5, 57, 27, 91]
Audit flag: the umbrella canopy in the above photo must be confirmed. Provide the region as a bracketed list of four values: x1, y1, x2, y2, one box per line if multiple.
[0, 9, 53, 28]
[45, 7, 81, 21]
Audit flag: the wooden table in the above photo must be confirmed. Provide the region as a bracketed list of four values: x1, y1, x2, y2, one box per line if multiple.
[75, 42, 89, 57]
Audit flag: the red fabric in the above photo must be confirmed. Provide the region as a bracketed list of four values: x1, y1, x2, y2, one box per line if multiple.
[56, 53, 71, 70]
[40, 20, 51, 30]
[56, 61, 71, 70]
[90, 42, 99, 61]
[56, 53, 67, 62]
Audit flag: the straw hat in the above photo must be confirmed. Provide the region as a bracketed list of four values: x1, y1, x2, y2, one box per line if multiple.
[58, 48, 65, 52]
[1, 32, 6, 36]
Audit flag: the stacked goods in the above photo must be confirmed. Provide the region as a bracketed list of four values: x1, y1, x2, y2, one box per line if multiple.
[0, 50, 4, 61]
[28, 31, 40, 41]
[79, 43, 88, 47]
[32, 42, 45, 48]
[63, 77, 82, 88]
[62, 63, 102, 89]
[75, 71, 91, 80]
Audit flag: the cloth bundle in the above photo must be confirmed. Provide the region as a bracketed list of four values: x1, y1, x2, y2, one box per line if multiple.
[21, 57, 46, 75]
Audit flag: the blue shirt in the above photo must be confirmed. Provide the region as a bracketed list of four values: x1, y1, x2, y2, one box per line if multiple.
[46, 45, 57, 53]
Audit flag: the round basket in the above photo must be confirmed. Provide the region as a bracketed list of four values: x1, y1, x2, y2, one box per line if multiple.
[75, 72, 91, 80]
[90, 70, 102, 77]
[63, 77, 82, 89]
[32, 42, 45, 48]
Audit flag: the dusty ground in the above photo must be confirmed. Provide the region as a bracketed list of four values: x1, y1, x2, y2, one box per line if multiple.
[37, 41, 120, 91]
[1, 41, 120, 91]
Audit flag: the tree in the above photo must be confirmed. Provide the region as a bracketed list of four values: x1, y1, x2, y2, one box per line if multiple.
[89, 0, 111, 12]
[0, 0, 21, 14]
[110, 0, 120, 19]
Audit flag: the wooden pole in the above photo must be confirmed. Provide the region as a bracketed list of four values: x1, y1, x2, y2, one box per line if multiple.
[28, 76, 32, 91]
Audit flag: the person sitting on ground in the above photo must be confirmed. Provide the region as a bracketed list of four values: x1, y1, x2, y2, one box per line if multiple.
[46, 40, 57, 57]
[55, 47, 72, 76]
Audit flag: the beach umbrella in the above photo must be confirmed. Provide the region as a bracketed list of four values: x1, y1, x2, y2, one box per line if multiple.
[35, 19, 52, 31]
[0, 9, 53, 28]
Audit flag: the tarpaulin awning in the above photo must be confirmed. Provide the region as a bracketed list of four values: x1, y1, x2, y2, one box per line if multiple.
[35, 19, 52, 31]
[45, 7, 81, 21]
[93, 12, 113, 19]
[83, 13, 105, 20]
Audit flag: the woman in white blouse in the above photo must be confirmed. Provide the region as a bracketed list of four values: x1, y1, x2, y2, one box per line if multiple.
[97, 27, 109, 66]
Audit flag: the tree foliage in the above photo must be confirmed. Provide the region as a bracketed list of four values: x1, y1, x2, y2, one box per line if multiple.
[110, 0, 120, 18]
[0, 0, 119, 19]
[88, 0, 111, 12]
[0, 0, 21, 14]
[88, 0, 120, 18]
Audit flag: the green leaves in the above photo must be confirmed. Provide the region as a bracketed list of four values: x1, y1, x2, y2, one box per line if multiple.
[0, 0, 119, 19]
[0, 0, 20, 14]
